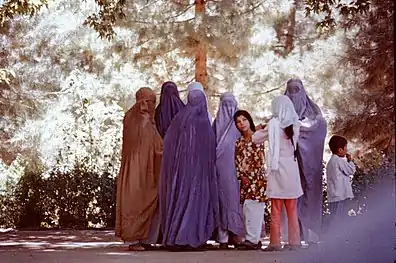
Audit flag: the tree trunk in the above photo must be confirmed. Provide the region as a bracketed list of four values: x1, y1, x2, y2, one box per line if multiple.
[194, 0, 208, 92]
[285, 1, 297, 55]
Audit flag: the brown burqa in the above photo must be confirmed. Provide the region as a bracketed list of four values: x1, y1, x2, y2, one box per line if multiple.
[115, 87, 163, 242]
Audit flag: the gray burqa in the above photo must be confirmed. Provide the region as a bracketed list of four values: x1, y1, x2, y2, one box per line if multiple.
[213, 92, 245, 237]
[284, 78, 327, 241]
[159, 89, 219, 248]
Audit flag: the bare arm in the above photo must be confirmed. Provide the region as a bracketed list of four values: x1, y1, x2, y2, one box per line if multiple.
[252, 126, 269, 144]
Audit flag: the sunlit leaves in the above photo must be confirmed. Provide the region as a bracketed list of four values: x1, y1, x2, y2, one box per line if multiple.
[305, 0, 371, 29]
[0, 0, 48, 26]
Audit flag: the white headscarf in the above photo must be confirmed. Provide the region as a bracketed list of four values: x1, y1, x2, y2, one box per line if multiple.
[267, 95, 300, 171]
[187, 82, 213, 122]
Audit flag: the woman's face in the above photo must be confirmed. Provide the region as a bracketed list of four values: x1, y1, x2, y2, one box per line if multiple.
[235, 115, 251, 133]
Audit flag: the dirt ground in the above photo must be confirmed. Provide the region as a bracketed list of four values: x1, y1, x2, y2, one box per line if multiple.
[0, 229, 296, 263]
[0, 176, 394, 263]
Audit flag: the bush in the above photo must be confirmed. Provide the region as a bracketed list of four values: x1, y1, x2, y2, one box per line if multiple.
[0, 162, 117, 229]
[0, 150, 393, 231]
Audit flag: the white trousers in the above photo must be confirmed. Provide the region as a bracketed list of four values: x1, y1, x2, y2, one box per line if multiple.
[243, 199, 266, 244]
[218, 227, 229, 243]
[217, 200, 265, 244]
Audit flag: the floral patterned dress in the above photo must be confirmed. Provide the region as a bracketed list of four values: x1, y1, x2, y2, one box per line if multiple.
[234, 135, 267, 203]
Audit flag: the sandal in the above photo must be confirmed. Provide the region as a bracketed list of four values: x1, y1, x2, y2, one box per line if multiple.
[140, 243, 159, 251]
[262, 245, 282, 252]
[128, 244, 145, 251]
[236, 241, 262, 250]
[282, 244, 300, 251]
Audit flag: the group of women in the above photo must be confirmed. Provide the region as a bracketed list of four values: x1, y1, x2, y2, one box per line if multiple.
[115, 79, 327, 252]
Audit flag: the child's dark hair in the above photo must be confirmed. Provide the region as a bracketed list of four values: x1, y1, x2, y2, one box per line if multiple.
[329, 135, 348, 154]
[284, 125, 294, 140]
[233, 110, 256, 132]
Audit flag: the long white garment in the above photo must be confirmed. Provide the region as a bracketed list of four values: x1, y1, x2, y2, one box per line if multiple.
[252, 95, 303, 199]
[243, 199, 266, 244]
[187, 82, 213, 123]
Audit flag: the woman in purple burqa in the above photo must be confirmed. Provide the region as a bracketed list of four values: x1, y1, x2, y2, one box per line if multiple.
[159, 88, 219, 250]
[213, 92, 245, 248]
[284, 78, 327, 244]
[155, 81, 185, 138]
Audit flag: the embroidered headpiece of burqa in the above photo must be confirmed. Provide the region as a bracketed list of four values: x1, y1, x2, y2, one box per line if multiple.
[115, 87, 163, 242]
[187, 81, 213, 122]
[213, 92, 245, 237]
[159, 89, 219, 248]
[284, 78, 322, 120]
[155, 81, 185, 138]
[284, 78, 327, 240]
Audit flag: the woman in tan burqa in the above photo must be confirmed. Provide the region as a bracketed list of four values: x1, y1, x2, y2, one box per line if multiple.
[115, 87, 163, 251]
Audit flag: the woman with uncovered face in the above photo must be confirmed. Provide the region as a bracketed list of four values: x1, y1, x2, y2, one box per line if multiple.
[233, 110, 266, 250]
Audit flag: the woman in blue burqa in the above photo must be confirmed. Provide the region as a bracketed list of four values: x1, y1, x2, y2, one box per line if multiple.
[213, 92, 245, 249]
[187, 81, 213, 123]
[159, 86, 219, 251]
[284, 78, 327, 246]
[155, 81, 185, 138]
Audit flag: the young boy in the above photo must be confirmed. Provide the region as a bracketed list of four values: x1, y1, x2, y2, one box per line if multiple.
[326, 135, 356, 225]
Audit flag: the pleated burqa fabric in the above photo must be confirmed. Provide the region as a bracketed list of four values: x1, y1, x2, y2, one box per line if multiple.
[213, 92, 245, 237]
[159, 89, 219, 248]
[115, 87, 163, 242]
[284, 78, 327, 238]
[155, 81, 185, 138]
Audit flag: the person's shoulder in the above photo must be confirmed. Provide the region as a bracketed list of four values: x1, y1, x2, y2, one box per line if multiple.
[326, 155, 338, 165]
[267, 118, 277, 125]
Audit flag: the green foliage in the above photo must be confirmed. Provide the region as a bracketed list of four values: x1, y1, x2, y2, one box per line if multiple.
[84, 0, 126, 40]
[0, 0, 48, 26]
[305, 0, 371, 29]
[331, 0, 394, 152]
[0, 161, 116, 229]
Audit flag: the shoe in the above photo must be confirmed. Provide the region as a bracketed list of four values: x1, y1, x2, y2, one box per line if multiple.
[236, 240, 261, 250]
[128, 244, 145, 251]
[262, 245, 282, 252]
[219, 243, 229, 250]
[282, 244, 300, 251]
[140, 243, 158, 251]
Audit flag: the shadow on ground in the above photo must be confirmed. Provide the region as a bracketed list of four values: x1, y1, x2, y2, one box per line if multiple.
[0, 230, 123, 250]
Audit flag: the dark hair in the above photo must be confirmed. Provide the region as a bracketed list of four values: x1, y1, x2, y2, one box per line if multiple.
[329, 135, 348, 154]
[233, 110, 256, 133]
[284, 125, 294, 140]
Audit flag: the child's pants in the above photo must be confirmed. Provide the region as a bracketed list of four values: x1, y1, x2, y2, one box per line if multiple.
[328, 199, 347, 225]
[243, 199, 266, 244]
[269, 198, 300, 246]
